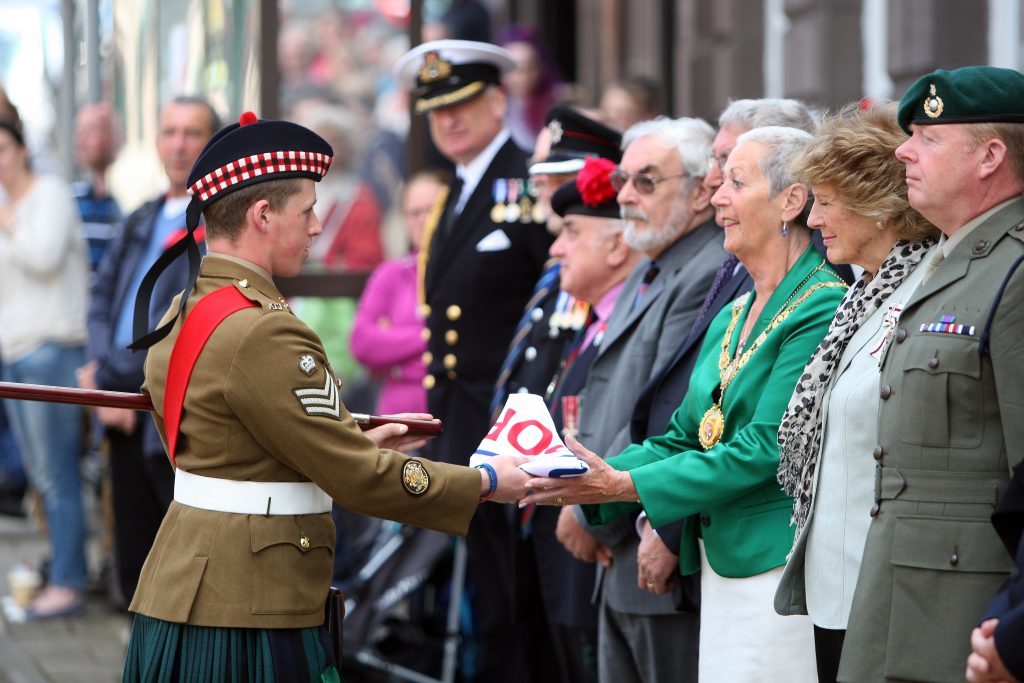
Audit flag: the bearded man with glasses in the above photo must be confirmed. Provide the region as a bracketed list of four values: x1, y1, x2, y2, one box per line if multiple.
[553, 116, 726, 683]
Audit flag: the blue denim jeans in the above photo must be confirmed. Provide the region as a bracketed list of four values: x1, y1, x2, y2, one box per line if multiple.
[2, 342, 87, 590]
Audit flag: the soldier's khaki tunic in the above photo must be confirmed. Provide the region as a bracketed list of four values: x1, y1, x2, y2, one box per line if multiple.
[130, 254, 480, 629]
[839, 198, 1024, 682]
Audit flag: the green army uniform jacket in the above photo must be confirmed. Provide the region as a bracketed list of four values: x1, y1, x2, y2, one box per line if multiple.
[131, 255, 480, 629]
[839, 198, 1024, 683]
[584, 245, 846, 579]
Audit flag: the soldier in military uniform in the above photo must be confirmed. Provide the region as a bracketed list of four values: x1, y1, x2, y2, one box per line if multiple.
[121, 113, 529, 682]
[393, 39, 555, 681]
[839, 66, 1024, 683]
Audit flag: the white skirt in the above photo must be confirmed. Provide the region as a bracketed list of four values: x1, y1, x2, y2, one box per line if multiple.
[698, 540, 817, 682]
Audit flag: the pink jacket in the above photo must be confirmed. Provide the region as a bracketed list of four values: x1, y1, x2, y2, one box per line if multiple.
[350, 254, 427, 414]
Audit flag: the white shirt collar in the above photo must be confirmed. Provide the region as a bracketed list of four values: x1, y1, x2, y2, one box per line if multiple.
[456, 128, 511, 201]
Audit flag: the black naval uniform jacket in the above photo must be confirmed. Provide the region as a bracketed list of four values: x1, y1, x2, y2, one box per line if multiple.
[422, 138, 553, 465]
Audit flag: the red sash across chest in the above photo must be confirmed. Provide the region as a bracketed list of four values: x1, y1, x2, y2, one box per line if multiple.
[164, 285, 258, 466]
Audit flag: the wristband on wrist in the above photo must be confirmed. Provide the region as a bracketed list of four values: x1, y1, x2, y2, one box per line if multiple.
[474, 462, 498, 502]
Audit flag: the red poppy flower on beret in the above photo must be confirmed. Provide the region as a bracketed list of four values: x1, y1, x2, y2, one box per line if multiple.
[576, 157, 617, 208]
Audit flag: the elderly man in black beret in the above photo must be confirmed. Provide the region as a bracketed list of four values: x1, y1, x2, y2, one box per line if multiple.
[394, 39, 555, 681]
[120, 112, 529, 681]
[839, 65, 1024, 683]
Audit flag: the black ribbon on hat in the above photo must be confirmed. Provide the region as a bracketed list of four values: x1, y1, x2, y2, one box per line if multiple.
[127, 199, 204, 351]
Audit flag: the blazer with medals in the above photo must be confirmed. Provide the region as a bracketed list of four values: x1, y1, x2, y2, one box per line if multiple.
[584, 245, 846, 579]
[840, 198, 1024, 683]
[421, 136, 553, 464]
[132, 256, 480, 629]
[574, 217, 726, 616]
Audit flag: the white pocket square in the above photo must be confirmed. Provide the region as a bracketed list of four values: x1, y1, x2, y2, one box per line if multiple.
[476, 229, 511, 252]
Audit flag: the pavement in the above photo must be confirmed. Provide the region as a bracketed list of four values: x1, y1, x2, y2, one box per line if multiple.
[0, 510, 128, 683]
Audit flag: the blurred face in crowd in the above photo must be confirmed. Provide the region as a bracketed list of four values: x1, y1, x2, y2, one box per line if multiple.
[158, 102, 216, 196]
[75, 104, 118, 171]
[712, 139, 790, 261]
[529, 127, 577, 234]
[427, 87, 506, 167]
[268, 179, 322, 277]
[895, 123, 979, 233]
[549, 213, 625, 304]
[705, 122, 745, 199]
[503, 42, 541, 99]
[807, 183, 895, 274]
[402, 176, 445, 252]
[0, 127, 27, 189]
[615, 135, 694, 257]
[600, 86, 646, 133]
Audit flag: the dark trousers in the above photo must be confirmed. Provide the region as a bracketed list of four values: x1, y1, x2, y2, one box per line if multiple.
[814, 625, 846, 683]
[108, 425, 173, 607]
[465, 503, 531, 682]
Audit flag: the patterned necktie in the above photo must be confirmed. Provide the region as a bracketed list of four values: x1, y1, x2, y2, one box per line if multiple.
[633, 262, 661, 309]
[693, 254, 740, 330]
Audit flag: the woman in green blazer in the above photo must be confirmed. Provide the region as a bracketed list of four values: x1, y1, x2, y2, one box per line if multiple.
[521, 126, 847, 681]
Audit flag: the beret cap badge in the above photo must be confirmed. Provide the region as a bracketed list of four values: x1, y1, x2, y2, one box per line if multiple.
[418, 51, 452, 84]
[924, 83, 944, 119]
[547, 119, 564, 145]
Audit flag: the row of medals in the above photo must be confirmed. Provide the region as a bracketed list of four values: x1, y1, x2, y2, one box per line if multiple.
[491, 177, 547, 224]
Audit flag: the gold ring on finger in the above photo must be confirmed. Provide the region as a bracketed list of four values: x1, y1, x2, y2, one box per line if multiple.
[555, 496, 566, 506]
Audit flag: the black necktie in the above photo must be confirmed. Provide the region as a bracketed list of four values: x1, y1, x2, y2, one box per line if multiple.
[633, 262, 661, 309]
[440, 175, 465, 240]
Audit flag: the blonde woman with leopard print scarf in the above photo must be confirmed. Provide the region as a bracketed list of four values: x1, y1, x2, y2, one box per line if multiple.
[774, 103, 939, 682]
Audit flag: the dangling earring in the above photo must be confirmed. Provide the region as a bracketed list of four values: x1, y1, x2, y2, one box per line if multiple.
[781, 222, 789, 237]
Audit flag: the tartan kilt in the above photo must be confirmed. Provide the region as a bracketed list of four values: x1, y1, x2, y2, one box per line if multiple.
[122, 614, 340, 682]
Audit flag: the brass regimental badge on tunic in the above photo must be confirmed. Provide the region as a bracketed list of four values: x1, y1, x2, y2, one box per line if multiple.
[924, 83, 944, 119]
[402, 459, 430, 495]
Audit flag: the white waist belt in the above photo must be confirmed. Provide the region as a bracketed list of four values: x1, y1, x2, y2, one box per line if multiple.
[174, 468, 332, 515]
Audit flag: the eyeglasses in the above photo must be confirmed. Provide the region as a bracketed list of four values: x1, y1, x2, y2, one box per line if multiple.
[706, 150, 731, 174]
[609, 168, 689, 195]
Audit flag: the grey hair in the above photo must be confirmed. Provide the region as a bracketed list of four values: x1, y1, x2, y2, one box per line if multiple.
[718, 98, 817, 135]
[735, 126, 813, 196]
[622, 116, 715, 178]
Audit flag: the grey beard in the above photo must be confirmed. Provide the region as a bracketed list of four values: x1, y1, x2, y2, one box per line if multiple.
[622, 202, 691, 252]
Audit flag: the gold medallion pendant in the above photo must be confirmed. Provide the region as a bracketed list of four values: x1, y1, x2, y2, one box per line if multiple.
[699, 404, 725, 449]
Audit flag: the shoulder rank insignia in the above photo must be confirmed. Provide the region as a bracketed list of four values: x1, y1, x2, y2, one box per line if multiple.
[293, 373, 341, 419]
[402, 459, 430, 496]
[299, 354, 317, 376]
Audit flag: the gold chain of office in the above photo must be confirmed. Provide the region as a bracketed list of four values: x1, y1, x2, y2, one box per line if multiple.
[697, 264, 846, 449]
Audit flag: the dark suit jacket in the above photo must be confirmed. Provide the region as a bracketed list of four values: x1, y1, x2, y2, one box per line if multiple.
[490, 261, 578, 420]
[422, 137, 553, 465]
[87, 196, 204, 456]
[525, 337, 600, 629]
[984, 460, 1024, 679]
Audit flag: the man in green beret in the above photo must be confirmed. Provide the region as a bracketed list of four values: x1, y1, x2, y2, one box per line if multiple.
[839, 65, 1024, 682]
